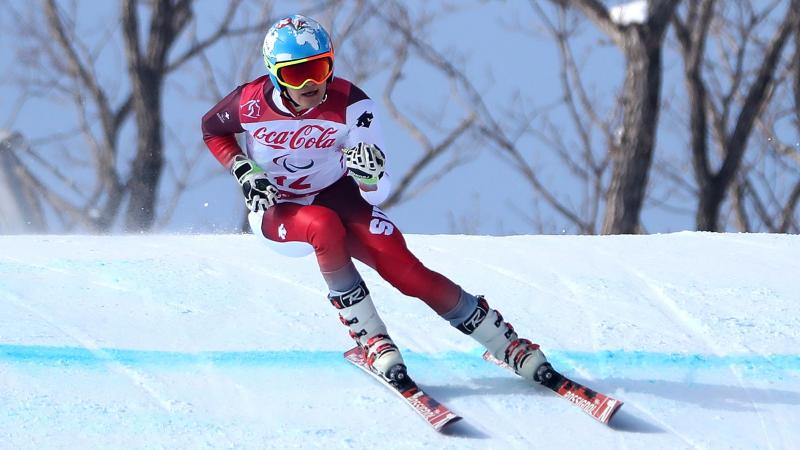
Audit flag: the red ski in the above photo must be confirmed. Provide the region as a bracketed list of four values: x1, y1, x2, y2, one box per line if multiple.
[483, 351, 623, 425]
[344, 346, 462, 431]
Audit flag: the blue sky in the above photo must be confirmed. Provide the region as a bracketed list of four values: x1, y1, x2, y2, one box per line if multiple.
[1, 1, 792, 234]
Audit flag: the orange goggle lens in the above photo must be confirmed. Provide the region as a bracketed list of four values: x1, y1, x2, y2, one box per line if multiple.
[276, 57, 333, 89]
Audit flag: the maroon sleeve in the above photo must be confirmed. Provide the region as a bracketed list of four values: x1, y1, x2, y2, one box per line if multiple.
[201, 86, 247, 170]
[347, 82, 369, 105]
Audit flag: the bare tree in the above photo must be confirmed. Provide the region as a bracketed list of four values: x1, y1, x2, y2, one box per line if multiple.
[0, 131, 47, 232]
[673, 0, 799, 231]
[730, 1, 800, 233]
[9, 1, 795, 235]
[526, 2, 620, 234]
[121, 0, 193, 231]
[9, 0, 456, 236]
[374, 1, 616, 233]
[560, 0, 680, 234]
[9, 0, 273, 232]
[375, 3, 477, 209]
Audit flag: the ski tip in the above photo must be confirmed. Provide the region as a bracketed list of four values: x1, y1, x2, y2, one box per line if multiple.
[434, 415, 463, 433]
[601, 400, 625, 425]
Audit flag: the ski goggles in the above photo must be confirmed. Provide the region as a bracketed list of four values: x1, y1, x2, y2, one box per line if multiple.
[271, 51, 334, 90]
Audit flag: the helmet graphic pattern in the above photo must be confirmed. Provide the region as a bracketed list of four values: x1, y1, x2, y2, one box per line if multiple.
[262, 15, 333, 91]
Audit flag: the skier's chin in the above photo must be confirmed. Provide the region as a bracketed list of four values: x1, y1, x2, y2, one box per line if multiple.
[291, 87, 325, 110]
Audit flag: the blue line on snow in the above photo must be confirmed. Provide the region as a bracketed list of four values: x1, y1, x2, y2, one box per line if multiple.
[1, 344, 798, 378]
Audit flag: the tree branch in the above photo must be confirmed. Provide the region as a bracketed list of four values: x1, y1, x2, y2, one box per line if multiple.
[379, 31, 476, 208]
[43, 0, 115, 147]
[794, 0, 800, 129]
[561, 0, 624, 46]
[719, 9, 797, 185]
[165, 0, 243, 72]
[779, 178, 800, 232]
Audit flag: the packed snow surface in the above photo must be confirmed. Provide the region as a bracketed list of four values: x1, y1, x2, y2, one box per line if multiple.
[1, 233, 799, 449]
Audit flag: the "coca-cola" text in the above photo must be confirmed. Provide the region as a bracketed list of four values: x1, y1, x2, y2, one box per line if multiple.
[253, 124, 338, 150]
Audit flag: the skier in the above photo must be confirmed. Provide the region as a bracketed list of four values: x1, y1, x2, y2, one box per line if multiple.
[201, 15, 548, 386]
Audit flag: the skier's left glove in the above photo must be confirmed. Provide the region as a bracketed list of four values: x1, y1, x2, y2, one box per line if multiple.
[342, 143, 385, 186]
[231, 155, 279, 212]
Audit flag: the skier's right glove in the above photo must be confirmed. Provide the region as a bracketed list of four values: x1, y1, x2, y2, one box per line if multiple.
[231, 155, 278, 212]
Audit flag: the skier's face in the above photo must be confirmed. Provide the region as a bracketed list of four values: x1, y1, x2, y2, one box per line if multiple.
[286, 81, 327, 111]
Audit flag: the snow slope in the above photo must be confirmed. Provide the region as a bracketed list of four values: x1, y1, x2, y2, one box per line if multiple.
[1, 233, 799, 449]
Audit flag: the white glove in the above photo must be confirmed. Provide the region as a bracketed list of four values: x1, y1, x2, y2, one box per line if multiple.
[343, 143, 385, 185]
[231, 156, 279, 212]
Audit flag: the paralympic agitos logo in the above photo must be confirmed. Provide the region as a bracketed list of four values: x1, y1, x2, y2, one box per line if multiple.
[253, 125, 337, 150]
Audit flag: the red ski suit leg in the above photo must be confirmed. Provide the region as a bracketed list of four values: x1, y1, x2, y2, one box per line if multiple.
[261, 202, 350, 273]
[260, 177, 461, 314]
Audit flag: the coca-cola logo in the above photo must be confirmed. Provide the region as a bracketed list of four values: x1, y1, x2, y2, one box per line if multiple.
[253, 124, 337, 150]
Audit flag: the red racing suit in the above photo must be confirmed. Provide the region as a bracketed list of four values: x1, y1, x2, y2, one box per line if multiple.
[201, 76, 460, 313]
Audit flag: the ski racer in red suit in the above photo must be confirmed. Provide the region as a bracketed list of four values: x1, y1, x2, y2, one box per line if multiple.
[201, 15, 548, 385]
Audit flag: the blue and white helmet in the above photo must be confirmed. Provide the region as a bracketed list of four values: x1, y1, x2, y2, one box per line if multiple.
[262, 15, 334, 92]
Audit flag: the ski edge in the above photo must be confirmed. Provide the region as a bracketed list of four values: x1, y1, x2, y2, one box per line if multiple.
[344, 347, 462, 432]
[482, 351, 624, 425]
